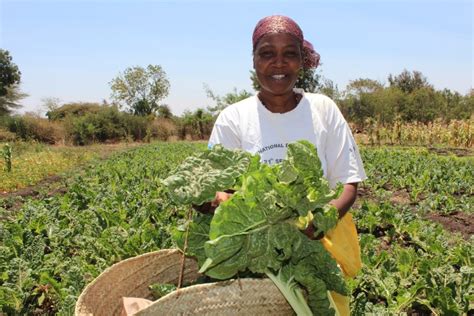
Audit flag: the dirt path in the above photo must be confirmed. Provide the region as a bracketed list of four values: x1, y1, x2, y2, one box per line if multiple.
[425, 211, 474, 239]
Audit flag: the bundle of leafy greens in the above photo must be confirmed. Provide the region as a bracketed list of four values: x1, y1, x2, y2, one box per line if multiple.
[163, 140, 347, 316]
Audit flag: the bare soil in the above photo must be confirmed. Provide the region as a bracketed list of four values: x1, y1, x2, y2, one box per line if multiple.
[425, 211, 474, 239]
[389, 189, 412, 205]
[0, 175, 65, 199]
[427, 147, 473, 157]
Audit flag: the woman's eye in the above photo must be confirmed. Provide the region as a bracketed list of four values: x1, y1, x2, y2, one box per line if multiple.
[285, 51, 298, 57]
[259, 51, 274, 58]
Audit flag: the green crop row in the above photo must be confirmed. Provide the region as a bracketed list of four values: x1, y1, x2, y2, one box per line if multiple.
[0, 142, 205, 315]
[361, 147, 473, 214]
[351, 201, 472, 315]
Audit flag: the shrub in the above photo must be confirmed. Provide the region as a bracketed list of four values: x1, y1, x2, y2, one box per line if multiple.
[63, 106, 150, 145]
[0, 114, 65, 144]
[0, 127, 16, 141]
[121, 114, 149, 141]
[148, 118, 177, 141]
[176, 109, 215, 140]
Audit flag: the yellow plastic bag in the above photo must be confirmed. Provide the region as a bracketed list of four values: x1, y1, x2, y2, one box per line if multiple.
[321, 212, 362, 316]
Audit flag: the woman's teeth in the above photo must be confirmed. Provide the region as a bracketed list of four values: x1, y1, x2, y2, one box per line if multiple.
[272, 74, 286, 80]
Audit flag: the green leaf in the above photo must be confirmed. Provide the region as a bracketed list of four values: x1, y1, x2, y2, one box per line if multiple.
[172, 214, 212, 266]
[161, 145, 255, 205]
[312, 205, 339, 236]
[149, 283, 177, 300]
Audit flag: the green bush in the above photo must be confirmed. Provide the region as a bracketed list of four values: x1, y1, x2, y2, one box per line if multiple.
[64, 106, 149, 145]
[121, 114, 149, 141]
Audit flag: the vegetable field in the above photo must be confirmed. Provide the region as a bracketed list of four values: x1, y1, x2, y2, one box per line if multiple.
[0, 142, 472, 315]
[0, 142, 140, 193]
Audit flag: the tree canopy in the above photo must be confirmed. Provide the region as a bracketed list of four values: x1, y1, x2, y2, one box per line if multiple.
[0, 50, 26, 115]
[204, 84, 253, 114]
[388, 69, 432, 94]
[0, 50, 21, 97]
[109, 65, 170, 116]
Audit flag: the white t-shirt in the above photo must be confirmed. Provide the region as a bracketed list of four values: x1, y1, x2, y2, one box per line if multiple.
[208, 90, 367, 188]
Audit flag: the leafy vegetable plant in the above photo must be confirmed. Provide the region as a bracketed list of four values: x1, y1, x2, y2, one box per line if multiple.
[165, 141, 346, 316]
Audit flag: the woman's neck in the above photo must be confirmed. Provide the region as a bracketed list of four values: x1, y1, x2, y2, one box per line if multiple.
[258, 91, 301, 114]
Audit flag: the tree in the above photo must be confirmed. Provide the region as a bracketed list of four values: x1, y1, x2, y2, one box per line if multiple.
[0, 49, 21, 97]
[342, 79, 385, 126]
[204, 84, 253, 114]
[41, 97, 62, 113]
[0, 50, 26, 115]
[438, 89, 473, 120]
[399, 87, 443, 123]
[46, 102, 103, 120]
[156, 104, 173, 119]
[109, 65, 170, 116]
[388, 69, 432, 94]
[0, 85, 28, 116]
[317, 78, 341, 101]
[250, 68, 323, 93]
[346, 78, 384, 96]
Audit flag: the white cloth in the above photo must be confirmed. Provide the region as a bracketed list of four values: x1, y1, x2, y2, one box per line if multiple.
[208, 90, 367, 188]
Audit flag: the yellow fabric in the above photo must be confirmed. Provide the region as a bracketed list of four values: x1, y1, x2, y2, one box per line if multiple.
[321, 212, 362, 315]
[328, 291, 351, 316]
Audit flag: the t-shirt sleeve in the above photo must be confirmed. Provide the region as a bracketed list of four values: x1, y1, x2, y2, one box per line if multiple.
[324, 100, 367, 188]
[208, 109, 241, 150]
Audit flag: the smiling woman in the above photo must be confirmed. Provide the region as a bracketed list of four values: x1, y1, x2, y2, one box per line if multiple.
[208, 15, 366, 214]
[252, 15, 319, 113]
[206, 15, 367, 315]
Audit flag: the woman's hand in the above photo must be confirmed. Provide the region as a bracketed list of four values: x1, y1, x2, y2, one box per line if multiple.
[303, 224, 324, 240]
[193, 191, 234, 215]
[211, 191, 233, 207]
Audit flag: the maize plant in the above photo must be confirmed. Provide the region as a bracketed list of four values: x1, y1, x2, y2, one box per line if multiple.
[360, 118, 473, 148]
[3, 143, 12, 172]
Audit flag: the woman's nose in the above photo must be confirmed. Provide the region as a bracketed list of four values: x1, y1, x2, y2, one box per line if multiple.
[274, 53, 286, 67]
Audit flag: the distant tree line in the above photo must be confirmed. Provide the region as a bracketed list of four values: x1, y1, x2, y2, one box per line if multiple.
[286, 69, 473, 147]
[0, 49, 472, 145]
[273, 68, 473, 128]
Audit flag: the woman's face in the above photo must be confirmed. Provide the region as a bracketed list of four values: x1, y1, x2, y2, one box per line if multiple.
[253, 33, 303, 97]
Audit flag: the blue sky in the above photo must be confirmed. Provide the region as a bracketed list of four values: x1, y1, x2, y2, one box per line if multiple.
[1, 0, 472, 116]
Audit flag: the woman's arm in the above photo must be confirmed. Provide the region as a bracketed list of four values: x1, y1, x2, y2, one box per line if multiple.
[330, 182, 358, 219]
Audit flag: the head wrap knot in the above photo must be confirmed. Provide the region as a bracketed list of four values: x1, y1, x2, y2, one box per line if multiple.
[252, 15, 320, 69]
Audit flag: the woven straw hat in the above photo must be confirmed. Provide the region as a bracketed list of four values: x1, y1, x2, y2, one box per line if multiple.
[75, 249, 200, 316]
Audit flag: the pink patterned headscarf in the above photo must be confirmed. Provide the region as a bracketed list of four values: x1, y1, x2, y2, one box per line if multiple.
[252, 15, 320, 69]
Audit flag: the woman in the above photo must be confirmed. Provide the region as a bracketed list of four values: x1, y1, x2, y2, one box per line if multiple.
[207, 15, 367, 315]
[209, 15, 366, 216]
